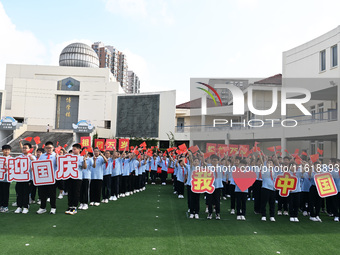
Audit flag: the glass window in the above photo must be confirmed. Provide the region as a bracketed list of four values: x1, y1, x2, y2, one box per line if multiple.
[331, 45, 338, 67]
[320, 50, 326, 71]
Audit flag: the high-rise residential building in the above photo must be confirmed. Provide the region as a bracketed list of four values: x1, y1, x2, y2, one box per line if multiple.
[92, 42, 130, 92]
[128, 71, 140, 94]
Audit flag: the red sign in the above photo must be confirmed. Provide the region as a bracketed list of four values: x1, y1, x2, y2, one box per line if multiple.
[80, 136, 91, 148]
[314, 173, 338, 198]
[118, 139, 130, 151]
[191, 168, 215, 194]
[239, 145, 250, 155]
[95, 139, 105, 151]
[31, 160, 55, 186]
[206, 143, 217, 153]
[229, 144, 239, 155]
[104, 139, 116, 151]
[56, 155, 79, 180]
[275, 172, 297, 197]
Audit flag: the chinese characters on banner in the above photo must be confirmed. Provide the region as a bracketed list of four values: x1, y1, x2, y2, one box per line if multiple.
[275, 172, 297, 197]
[191, 168, 215, 194]
[80, 136, 91, 148]
[105, 139, 117, 151]
[65, 97, 72, 118]
[56, 155, 79, 180]
[31, 160, 55, 186]
[118, 139, 129, 151]
[8, 157, 30, 182]
[206, 143, 216, 153]
[94, 139, 105, 151]
[0, 156, 7, 181]
[229, 144, 239, 156]
[314, 173, 338, 198]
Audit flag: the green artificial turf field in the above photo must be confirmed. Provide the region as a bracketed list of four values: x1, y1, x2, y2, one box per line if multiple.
[0, 181, 339, 255]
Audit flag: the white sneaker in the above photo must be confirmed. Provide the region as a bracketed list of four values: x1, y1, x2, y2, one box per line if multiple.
[230, 209, 235, 215]
[189, 214, 194, 219]
[104, 199, 109, 203]
[58, 194, 63, 199]
[309, 217, 317, 222]
[277, 210, 282, 216]
[205, 208, 209, 213]
[12, 202, 17, 207]
[162, 182, 166, 185]
[283, 211, 289, 216]
[121, 194, 125, 198]
[195, 214, 199, 219]
[47, 198, 50, 202]
[37, 200, 41, 205]
[130, 191, 133, 195]
[142, 187, 146, 191]
[223, 197, 227, 200]
[78, 204, 84, 210]
[334, 217, 339, 222]
[113, 196, 117, 201]
[125, 192, 130, 196]
[294, 217, 299, 222]
[173, 191, 177, 194]
[290, 217, 295, 222]
[237, 215, 242, 220]
[36, 208, 47, 214]
[151, 182, 155, 185]
[261, 217, 266, 221]
[82, 204, 88, 210]
[50, 208, 56, 214]
[109, 196, 114, 201]
[302, 211, 308, 216]
[94, 202, 100, 206]
[316, 216, 322, 222]
[22, 208, 29, 214]
[1, 207, 8, 213]
[270, 217, 276, 222]
[101, 199, 105, 203]
[178, 195, 184, 199]
[14, 207, 22, 214]
[89, 202, 94, 206]
[241, 216, 246, 220]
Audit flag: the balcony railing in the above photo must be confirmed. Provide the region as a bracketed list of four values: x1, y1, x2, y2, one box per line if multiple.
[175, 109, 338, 133]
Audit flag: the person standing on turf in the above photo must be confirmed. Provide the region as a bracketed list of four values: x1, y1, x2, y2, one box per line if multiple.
[90, 147, 108, 206]
[0, 145, 12, 213]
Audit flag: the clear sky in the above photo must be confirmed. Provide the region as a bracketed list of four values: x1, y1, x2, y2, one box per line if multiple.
[1, 0, 340, 104]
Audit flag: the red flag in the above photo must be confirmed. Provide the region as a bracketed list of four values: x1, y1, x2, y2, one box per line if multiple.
[64, 144, 68, 148]
[254, 141, 259, 147]
[284, 149, 289, 153]
[42, 144, 45, 149]
[295, 156, 302, 165]
[310, 154, 319, 163]
[206, 143, 216, 153]
[167, 147, 174, 152]
[178, 143, 188, 152]
[275, 145, 282, 151]
[87, 147, 93, 153]
[28, 148, 34, 153]
[302, 151, 307, 156]
[133, 149, 139, 155]
[80, 149, 87, 156]
[139, 142, 147, 148]
[57, 141, 59, 146]
[189, 145, 199, 153]
[317, 148, 324, 155]
[24, 137, 32, 142]
[239, 145, 249, 155]
[105, 139, 116, 151]
[204, 152, 213, 159]
[33, 136, 41, 145]
[55, 146, 62, 155]
[267, 146, 275, 152]
[294, 149, 299, 154]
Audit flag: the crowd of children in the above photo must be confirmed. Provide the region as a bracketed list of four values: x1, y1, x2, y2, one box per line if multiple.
[1, 140, 340, 225]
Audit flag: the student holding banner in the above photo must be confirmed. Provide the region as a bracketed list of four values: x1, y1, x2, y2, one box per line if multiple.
[14, 142, 36, 214]
[90, 148, 108, 206]
[36, 141, 58, 215]
[309, 161, 323, 222]
[187, 150, 201, 219]
[0, 145, 12, 213]
[207, 154, 223, 220]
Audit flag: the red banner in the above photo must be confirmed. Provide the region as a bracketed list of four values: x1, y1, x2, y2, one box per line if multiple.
[118, 139, 130, 151]
[229, 144, 239, 155]
[206, 143, 217, 153]
[95, 139, 105, 151]
[105, 139, 117, 151]
[80, 136, 91, 148]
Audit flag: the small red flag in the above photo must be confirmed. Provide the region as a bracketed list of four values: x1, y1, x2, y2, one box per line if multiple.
[57, 141, 59, 146]
[317, 148, 324, 155]
[189, 145, 199, 153]
[275, 145, 282, 151]
[64, 144, 68, 148]
[178, 143, 187, 152]
[139, 142, 147, 148]
[28, 148, 34, 153]
[267, 146, 275, 152]
[33, 136, 41, 145]
[302, 151, 307, 156]
[80, 149, 87, 156]
[310, 154, 319, 163]
[24, 137, 32, 142]
[42, 144, 45, 149]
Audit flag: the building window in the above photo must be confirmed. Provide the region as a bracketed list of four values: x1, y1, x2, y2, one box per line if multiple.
[331, 45, 338, 67]
[311, 141, 316, 155]
[318, 103, 324, 120]
[311, 106, 316, 119]
[320, 50, 326, 71]
[104, 120, 111, 129]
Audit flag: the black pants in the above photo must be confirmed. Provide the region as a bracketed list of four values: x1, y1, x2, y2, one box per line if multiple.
[144, 171, 149, 184]
[111, 175, 120, 196]
[261, 188, 275, 217]
[309, 185, 321, 217]
[102, 175, 111, 199]
[66, 179, 82, 208]
[277, 191, 288, 211]
[207, 188, 221, 214]
[236, 192, 247, 216]
[161, 171, 167, 183]
[29, 180, 37, 201]
[331, 193, 340, 217]
[188, 186, 200, 214]
[122, 176, 129, 194]
[56, 180, 65, 191]
[301, 191, 309, 212]
[177, 181, 184, 196]
[128, 174, 134, 192]
[0, 182, 10, 207]
[150, 171, 156, 182]
[187, 185, 191, 210]
[173, 175, 177, 192]
[139, 175, 143, 189]
[288, 192, 300, 217]
[119, 175, 123, 194]
[134, 175, 139, 190]
[80, 179, 89, 204]
[253, 180, 262, 213]
[222, 182, 228, 197]
[229, 184, 236, 210]
[16, 182, 30, 208]
[90, 179, 102, 202]
[39, 184, 57, 209]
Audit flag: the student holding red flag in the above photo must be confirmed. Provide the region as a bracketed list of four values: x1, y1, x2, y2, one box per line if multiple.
[110, 151, 122, 201]
[159, 152, 171, 185]
[102, 150, 113, 203]
[149, 154, 159, 184]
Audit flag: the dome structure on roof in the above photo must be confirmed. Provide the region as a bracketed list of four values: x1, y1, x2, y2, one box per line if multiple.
[59, 43, 99, 68]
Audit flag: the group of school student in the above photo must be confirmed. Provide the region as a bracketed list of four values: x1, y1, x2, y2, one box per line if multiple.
[0, 140, 164, 215]
[168, 148, 340, 222]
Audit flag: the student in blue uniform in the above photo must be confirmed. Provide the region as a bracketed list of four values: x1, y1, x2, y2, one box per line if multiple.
[102, 150, 112, 203]
[150, 154, 158, 184]
[0, 145, 12, 213]
[331, 158, 340, 222]
[89, 148, 108, 206]
[36, 141, 58, 215]
[159, 154, 170, 185]
[176, 157, 187, 199]
[110, 151, 122, 201]
[309, 161, 322, 222]
[65, 144, 87, 215]
[207, 154, 223, 220]
[79, 152, 93, 210]
[288, 162, 303, 222]
[301, 162, 312, 216]
[235, 159, 249, 221]
[187, 151, 201, 219]
[253, 156, 262, 215]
